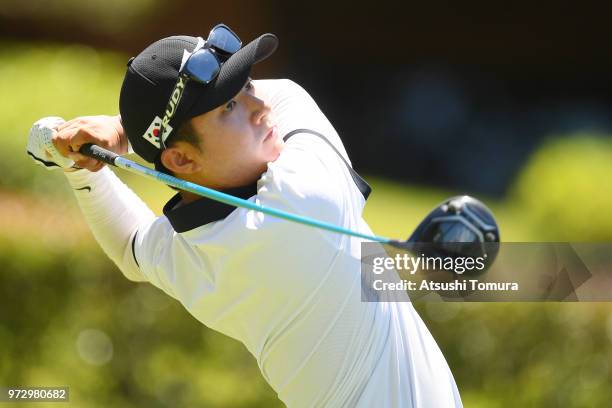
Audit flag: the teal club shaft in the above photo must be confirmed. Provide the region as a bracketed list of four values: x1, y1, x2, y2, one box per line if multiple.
[80, 144, 397, 244]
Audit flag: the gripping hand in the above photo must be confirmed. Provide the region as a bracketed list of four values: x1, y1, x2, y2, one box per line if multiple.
[27, 117, 76, 170]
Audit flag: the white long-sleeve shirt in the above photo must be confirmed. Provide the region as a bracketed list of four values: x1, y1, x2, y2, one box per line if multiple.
[66, 79, 462, 407]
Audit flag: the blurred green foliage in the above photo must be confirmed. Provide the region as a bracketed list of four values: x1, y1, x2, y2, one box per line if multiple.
[2, 41, 612, 407]
[512, 136, 612, 241]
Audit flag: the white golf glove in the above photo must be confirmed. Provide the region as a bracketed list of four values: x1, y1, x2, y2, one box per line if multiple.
[27, 116, 76, 170]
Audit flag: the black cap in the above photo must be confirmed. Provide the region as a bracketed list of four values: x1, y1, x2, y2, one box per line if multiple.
[119, 32, 278, 163]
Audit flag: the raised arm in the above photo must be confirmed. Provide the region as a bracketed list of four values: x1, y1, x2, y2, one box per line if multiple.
[27, 116, 154, 282]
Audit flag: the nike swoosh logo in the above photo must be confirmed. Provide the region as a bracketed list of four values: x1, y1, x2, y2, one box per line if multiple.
[75, 186, 91, 192]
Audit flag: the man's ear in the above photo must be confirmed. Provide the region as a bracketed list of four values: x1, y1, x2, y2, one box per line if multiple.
[160, 143, 202, 175]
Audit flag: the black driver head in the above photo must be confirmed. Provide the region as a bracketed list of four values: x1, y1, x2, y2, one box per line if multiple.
[395, 195, 500, 274]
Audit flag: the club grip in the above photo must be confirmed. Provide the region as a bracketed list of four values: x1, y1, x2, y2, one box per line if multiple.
[79, 144, 119, 166]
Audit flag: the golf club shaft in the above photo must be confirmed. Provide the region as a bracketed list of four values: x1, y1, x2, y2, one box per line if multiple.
[80, 144, 400, 245]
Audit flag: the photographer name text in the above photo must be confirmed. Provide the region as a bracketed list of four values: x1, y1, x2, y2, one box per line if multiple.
[372, 279, 519, 292]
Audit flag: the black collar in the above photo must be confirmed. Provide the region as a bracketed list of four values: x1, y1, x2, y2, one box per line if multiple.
[163, 183, 258, 233]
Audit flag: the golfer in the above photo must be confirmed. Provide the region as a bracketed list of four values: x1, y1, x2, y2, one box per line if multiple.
[28, 24, 462, 407]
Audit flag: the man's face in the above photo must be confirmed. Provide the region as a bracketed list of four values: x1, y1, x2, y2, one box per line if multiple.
[187, 79, 284, 189]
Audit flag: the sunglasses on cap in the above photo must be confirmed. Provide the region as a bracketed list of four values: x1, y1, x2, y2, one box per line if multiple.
[157, 23, 242, 149]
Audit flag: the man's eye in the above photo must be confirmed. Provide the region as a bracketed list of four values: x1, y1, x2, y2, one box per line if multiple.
[225, 100, 236, 112]
[245, 80, 253, 91]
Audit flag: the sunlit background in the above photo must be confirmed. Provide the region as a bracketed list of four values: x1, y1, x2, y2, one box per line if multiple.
[1, 1, 612, 406]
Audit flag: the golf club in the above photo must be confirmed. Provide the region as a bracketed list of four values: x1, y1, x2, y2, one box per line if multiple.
[79, 144, 500, 259]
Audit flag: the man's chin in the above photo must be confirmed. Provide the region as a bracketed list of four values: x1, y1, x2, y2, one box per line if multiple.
[272, 138, 285, 160]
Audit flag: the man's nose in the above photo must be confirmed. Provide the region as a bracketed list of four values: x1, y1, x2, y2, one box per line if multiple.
[243, 93, 271, 125]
